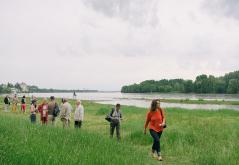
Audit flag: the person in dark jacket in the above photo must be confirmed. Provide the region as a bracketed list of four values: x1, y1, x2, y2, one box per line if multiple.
[109, 103, 123, 140]
[4, 95, 10, 112]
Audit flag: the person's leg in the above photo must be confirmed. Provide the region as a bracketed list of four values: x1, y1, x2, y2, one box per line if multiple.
[51, 115, 56, 126]
[33, 114, 36, 123]
[24, 104, 26, 113]
[31, 114, 36, 123]
[21, 104, 24, 112]
[4, 104, 7, 112]
[67, 120, 70, 127]
[79, 121, 82, 128]
[62, 119, 66, 128]
[149, 129, 160, 154]
[74, 121, 79, 128]
[43, 117, 47, 125]
[110, 122, 115, 138]
[157, 131, 163, 156]
[116, 123, 121, 140]
[6, 104, 9, 112]
[15, 104, 17, 112]
[30, 114, 33, 123]
[12, 104, 16, 112]
[14, 104, 17, 112]
[48, 115, 53, 125]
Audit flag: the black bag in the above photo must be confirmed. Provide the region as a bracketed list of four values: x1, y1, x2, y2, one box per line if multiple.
[53, 103, 60, 117]
[105, 108, 115, 122]
[105, 115, 111, 122]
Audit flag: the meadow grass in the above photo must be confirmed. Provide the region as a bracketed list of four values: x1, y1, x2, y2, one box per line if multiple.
[0, 98, 239, 165]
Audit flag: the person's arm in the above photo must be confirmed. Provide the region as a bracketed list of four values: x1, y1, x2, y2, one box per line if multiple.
[38, 104, 43, 113]
[144, 112, 150, 134]
[161, 109, 166, 125]
[159, 109, 166, 127]
[162, 109, 166, 124]
[120, 111, 122, 120]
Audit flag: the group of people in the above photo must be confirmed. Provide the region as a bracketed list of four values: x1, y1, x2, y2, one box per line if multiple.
[3, 95, 166, 161]
[4, 94, 27, 113]
[3, 95, 84, 129]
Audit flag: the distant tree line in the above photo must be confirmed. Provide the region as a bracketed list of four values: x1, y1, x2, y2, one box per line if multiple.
[0, 83, 98, 94]
[121, 71, 239, 94]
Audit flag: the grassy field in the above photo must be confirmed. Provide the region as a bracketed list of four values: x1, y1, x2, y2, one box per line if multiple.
[0, 98, 239, 165]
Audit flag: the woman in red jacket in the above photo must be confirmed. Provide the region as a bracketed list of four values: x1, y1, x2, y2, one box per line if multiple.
[144, 99, 166, 161]
[38, 98, 48, 125]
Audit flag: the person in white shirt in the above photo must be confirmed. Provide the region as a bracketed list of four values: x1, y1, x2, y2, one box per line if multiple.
[74, 100, 84, 128]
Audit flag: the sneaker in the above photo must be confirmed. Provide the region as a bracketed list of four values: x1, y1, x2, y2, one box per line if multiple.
[157, 156, 163, 161]
[151, 151, 157, 158]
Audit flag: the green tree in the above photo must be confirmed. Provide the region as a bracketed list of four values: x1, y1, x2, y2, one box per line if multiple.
[227, 79, 239, 94]
[184, 80, 194, 93]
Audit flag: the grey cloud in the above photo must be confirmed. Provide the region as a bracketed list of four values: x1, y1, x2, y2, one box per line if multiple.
[203, 0, 239, 19]
[82, 0, 160, 27]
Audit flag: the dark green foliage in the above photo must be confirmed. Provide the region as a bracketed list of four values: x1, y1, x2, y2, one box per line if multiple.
[121, 70, 239, 94]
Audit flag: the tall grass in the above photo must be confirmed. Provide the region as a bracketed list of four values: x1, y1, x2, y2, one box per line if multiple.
[0, 99, 239, 164]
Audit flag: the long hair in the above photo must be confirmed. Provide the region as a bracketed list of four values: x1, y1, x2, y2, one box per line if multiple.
[150, 99, 158, 111]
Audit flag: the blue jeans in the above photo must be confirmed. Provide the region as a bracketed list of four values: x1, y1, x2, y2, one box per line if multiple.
[149, 129, 163, 156]
[30, 114, 36, 123]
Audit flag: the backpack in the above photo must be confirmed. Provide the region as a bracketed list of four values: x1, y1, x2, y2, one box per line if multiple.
[53, 103, 60, 117]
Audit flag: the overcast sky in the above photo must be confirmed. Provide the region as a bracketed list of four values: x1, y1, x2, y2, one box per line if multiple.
[0, 0, 239, 91]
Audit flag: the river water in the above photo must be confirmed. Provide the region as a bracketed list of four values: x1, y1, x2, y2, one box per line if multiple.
[25, 92, 239, 111]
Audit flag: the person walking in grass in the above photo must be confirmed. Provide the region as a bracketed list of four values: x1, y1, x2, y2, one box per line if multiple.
[4, 95, 10, 112]
[109, 103, 122, 140]
[30, 99, 37, 123]
[12, 94, 18, 112]
[38, 98, 48, 125]
[74, 100, 84, 128]
[21, 95, 27, 113]
[60, 98, 72, 128]
[144, 99, 166, 161]
[48, 96, 59, 125]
